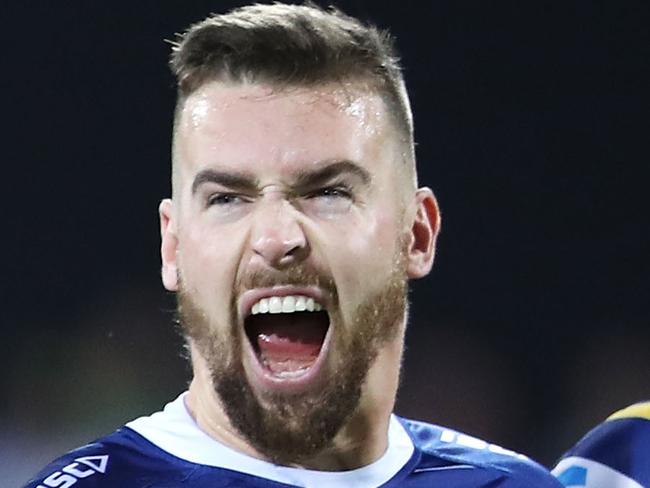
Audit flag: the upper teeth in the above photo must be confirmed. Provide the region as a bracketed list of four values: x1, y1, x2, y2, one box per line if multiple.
[251, 295, 322, 315]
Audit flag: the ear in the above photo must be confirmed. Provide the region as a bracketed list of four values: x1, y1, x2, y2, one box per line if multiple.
[406, 187, 441, 279]
[159, 198, 179, 291]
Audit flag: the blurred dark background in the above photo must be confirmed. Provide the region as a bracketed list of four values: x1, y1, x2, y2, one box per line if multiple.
[3, 1, 649, 485]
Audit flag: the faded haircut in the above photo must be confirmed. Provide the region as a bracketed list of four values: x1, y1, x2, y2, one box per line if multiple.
[169, 3, 413, 135]
[168, 3, 415, 163]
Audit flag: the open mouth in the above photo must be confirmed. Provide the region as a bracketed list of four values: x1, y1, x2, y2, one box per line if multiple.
[244, 295, 330, 379]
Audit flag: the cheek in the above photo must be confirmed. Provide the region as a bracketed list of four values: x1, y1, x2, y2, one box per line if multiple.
[177, 222, 244, 312]
[329, 207, 401, 298]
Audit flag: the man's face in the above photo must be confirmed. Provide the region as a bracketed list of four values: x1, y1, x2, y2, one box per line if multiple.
[161, 82, 425, 462]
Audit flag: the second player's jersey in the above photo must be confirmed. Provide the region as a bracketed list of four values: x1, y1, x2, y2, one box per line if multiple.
[25, 393, 561, 488]
[553, 402, 650, 488]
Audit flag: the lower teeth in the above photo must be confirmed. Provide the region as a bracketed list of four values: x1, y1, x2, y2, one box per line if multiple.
[274, 368, 309, 378]
[262, 358, 311, 378]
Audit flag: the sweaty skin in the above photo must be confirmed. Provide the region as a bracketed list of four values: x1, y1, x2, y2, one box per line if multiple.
[159, 82, 439, 470]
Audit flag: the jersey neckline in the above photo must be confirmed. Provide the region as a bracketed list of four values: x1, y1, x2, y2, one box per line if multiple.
[126, 392, 415, 488]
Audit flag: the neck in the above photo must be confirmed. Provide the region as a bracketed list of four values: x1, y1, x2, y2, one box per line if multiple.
[185, 335, 403, 471]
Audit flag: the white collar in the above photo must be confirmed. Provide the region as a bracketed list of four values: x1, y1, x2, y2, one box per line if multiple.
[127, 392, 414, 487]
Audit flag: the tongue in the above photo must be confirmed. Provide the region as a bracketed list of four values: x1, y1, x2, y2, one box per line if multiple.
[252, 313, 327, 375]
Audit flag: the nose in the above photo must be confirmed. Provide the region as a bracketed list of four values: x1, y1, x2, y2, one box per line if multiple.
[250, 196, 308, 268]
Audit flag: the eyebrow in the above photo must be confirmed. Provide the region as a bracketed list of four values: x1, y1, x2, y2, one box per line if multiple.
[191, 159, 371, 195]
[191, 169, 258, 195]
[293, 160, 371, 189]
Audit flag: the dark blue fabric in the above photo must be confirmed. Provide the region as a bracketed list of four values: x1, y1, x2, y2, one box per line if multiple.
[560, 417, 650, 487]
[24, 418, 561, 487]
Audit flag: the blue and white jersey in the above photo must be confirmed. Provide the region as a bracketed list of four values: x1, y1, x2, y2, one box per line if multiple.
[25, 393, 560, 487]
[553, 402, 650, 488]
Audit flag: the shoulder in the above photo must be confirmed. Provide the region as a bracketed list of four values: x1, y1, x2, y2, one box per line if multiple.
[398, 417, 562, 488]
[22, 428, 194, 488]
[552, 401, 650, 488]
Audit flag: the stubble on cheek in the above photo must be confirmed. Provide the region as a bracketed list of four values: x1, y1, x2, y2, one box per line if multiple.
[177, 286, 240, 374]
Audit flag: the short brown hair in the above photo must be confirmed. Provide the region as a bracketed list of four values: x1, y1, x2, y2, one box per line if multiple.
[169, 2, 413, 143]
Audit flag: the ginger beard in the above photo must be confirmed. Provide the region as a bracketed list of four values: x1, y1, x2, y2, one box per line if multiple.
[178, 242, 409, 464]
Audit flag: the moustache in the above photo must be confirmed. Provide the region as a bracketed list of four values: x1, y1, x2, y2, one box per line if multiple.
[236, 266, 338, 300]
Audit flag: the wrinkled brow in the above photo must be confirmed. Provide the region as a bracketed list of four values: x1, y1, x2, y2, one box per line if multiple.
[293, 160, 371, 189]
[191, 160, 371, 195]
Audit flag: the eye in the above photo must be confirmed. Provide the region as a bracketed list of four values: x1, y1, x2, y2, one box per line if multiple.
[207, 193, 248, 207]
[301, 185, 354, 216]
[308, 186, 353, 200]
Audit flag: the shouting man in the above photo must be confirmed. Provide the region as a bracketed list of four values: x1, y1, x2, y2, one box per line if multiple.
[26, 4, 562, 487]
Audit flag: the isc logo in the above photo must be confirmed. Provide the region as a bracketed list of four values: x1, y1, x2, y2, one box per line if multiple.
[35, 455, 108, 488]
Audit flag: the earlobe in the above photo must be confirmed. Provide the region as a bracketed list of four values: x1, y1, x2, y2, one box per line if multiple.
[406, 188, 441, 279]
[159, 199, 179, 291]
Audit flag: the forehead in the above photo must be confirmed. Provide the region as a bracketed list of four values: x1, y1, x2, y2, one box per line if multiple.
[174, 82, 394, 176]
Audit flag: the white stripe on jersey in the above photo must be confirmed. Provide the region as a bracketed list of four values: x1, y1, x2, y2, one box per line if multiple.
[413, 465, 475, 473]
[127, 392, 415, 488]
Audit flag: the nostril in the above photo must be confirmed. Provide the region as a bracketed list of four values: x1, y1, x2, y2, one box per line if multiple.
[251, 237, 309, 269]
[275, 243, 308, 267]
[286, 244, 301, 256]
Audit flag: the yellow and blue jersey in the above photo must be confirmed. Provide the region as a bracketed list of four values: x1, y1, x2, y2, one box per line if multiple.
[553, 402, 650, 488]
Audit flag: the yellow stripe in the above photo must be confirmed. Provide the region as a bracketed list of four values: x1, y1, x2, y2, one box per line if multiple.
[607, 402, 650, 422]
